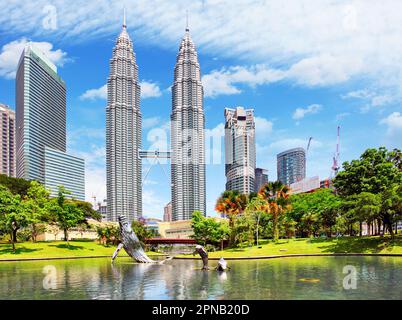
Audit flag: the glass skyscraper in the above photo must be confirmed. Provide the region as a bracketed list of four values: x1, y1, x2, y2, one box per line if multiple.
[16, 43, 85, 200]
[277, 147, 306, 186]
[225, 107, 256, 195]
[44, 147, 85, 200]
[255, 168, 268, 192]
[171, 25, 206, 221]
[106, 14, 142, 222]
[0, 104, 15, 177]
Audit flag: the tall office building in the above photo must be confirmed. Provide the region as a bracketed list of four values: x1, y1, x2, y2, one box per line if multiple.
[44, 147, 85, 200]
[225, 107, 256, 194]
[277, 147, 306, 186]
[163, 202, 172, 222]
[171, 25, 206, 221]
[106, 14, 142, 222]
[16, 43, 85, 200]
[255, 168, 268, 192]
[0, 104, 15, 177]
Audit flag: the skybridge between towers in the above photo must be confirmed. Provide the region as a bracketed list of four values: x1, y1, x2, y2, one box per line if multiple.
[139, 150, 171, 159]
[139, 150, 172, 187]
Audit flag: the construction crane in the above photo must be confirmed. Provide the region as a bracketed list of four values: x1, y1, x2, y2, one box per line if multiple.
[330, 126, 341, 178]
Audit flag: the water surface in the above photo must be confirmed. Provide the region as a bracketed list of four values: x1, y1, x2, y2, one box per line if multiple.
[0, 256, 401, 299]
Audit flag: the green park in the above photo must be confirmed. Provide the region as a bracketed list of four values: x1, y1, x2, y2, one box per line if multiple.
[1, 146, 402, 299]
[1, 147, 401, 258]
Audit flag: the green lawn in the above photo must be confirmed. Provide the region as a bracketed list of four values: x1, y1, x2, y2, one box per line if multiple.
[182, 235, 402, 259]
[0, 240, 137, 260]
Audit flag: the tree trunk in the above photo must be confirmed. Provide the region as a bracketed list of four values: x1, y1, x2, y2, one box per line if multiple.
[31, 224, 37, 243]
[12, 229, 18, 244]
[273, 213, 279, 243]
[359, 222, 362, 237]
[64, 229, 68, 242]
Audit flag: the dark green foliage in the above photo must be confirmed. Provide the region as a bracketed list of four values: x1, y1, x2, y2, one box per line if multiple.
[0, 174, 32, 196]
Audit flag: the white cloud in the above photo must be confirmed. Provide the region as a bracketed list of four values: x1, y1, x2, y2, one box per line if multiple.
[0, 38, 68, 79]
[202, 65, 285, 98]
[80, 85, 107, 101]
[140, 81, 162, 99]
[341, 89, 394, 112]
[255, 116, 273, 137]
[142, 189, 168, 217]
[80, 81, 162, 101]
[292, 104, 322, 120]
[380, 112, 402, 136]
[335, 112, 351, 121]
[143, 117, 160, 129]
[269, 138, 323, 152]
[4, 1, 402, 93]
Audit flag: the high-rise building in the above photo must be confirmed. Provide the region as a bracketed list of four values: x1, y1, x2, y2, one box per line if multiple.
[97, 199, 108, 221]
[255, 168, 268, 192]
[16, 43, 85, 199]
[163, 202, 172, 222]
[0, 104, 15, 177]
[171, 25, 206, 221]
[225, 107, 256, 194]
[106, 13, 142, 222]
[277, 147, 306, 186]
[44, 147, 85, 200]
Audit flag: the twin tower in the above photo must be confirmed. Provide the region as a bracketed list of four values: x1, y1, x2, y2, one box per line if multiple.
[106, 17, 206, 222]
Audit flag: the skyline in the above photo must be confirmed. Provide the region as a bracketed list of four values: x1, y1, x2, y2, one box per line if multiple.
[0, 1, 401, 219]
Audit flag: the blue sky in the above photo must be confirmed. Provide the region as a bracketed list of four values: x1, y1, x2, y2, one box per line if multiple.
[0, 0, 401, 219]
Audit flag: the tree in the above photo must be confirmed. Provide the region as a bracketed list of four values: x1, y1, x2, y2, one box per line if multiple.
[131, 219, 152, 245]
[0, 186, 28, 252]
[233, 213, 255, 248]
[96, 225, 119, 246]
[334, 147, 402, 196]
[191, 211, 229, 249]
[48, 186, 85, 242]
[24, 181, 50, 242]
[73, 200, 101, 221]
[246, 197, 269, 246]
[258, 181, 291, 242]
[346, 192, 381, 236]
[215, 190, 248, 245]
[0, 174, 32, 196]
[288, 189, 341, 237]
[380, 183, 402, 237]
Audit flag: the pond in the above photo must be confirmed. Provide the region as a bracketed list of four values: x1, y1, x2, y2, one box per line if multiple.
[0, 256, 401, 300]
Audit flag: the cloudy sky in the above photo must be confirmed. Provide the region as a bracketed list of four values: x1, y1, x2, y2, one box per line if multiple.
[0, 0, 401, 218]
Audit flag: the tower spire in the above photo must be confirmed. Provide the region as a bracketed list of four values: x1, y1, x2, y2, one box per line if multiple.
[185, 10, 189, 32]
[123, 7, 127, 28]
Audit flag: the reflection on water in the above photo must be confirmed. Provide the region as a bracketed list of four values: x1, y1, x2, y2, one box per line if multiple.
[0, 256, 401, 300]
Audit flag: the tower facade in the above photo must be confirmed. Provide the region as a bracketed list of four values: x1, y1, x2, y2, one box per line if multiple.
[15, 43, 85, 200]
[171, 27, 206, 221]
[277, 147, 306, 186]
[16, 43, 66, 182]
[0, 104, 15, 177]
[224, 107, 256, 194]
[255, 168, 268, 192]
[106, 16, 142, 222]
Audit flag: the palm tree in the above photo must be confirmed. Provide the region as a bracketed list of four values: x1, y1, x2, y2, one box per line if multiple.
[246, 197, 269, 246]
[215, 190, 248, 245]
[258, 181, 291, 242]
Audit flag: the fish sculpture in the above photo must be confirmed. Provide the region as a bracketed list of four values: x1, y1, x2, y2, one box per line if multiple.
[194, 244, 209, 270]
[216, 257, 230, 271]
[112, 215, 172, 264]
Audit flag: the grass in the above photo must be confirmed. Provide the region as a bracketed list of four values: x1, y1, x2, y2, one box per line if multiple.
[0, 240, 160, 261]
[2, 236, 402, 261]
[180, 235, 402, 259]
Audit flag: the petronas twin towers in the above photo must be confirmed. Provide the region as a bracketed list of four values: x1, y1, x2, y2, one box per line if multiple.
[106, 15, 205, 222]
